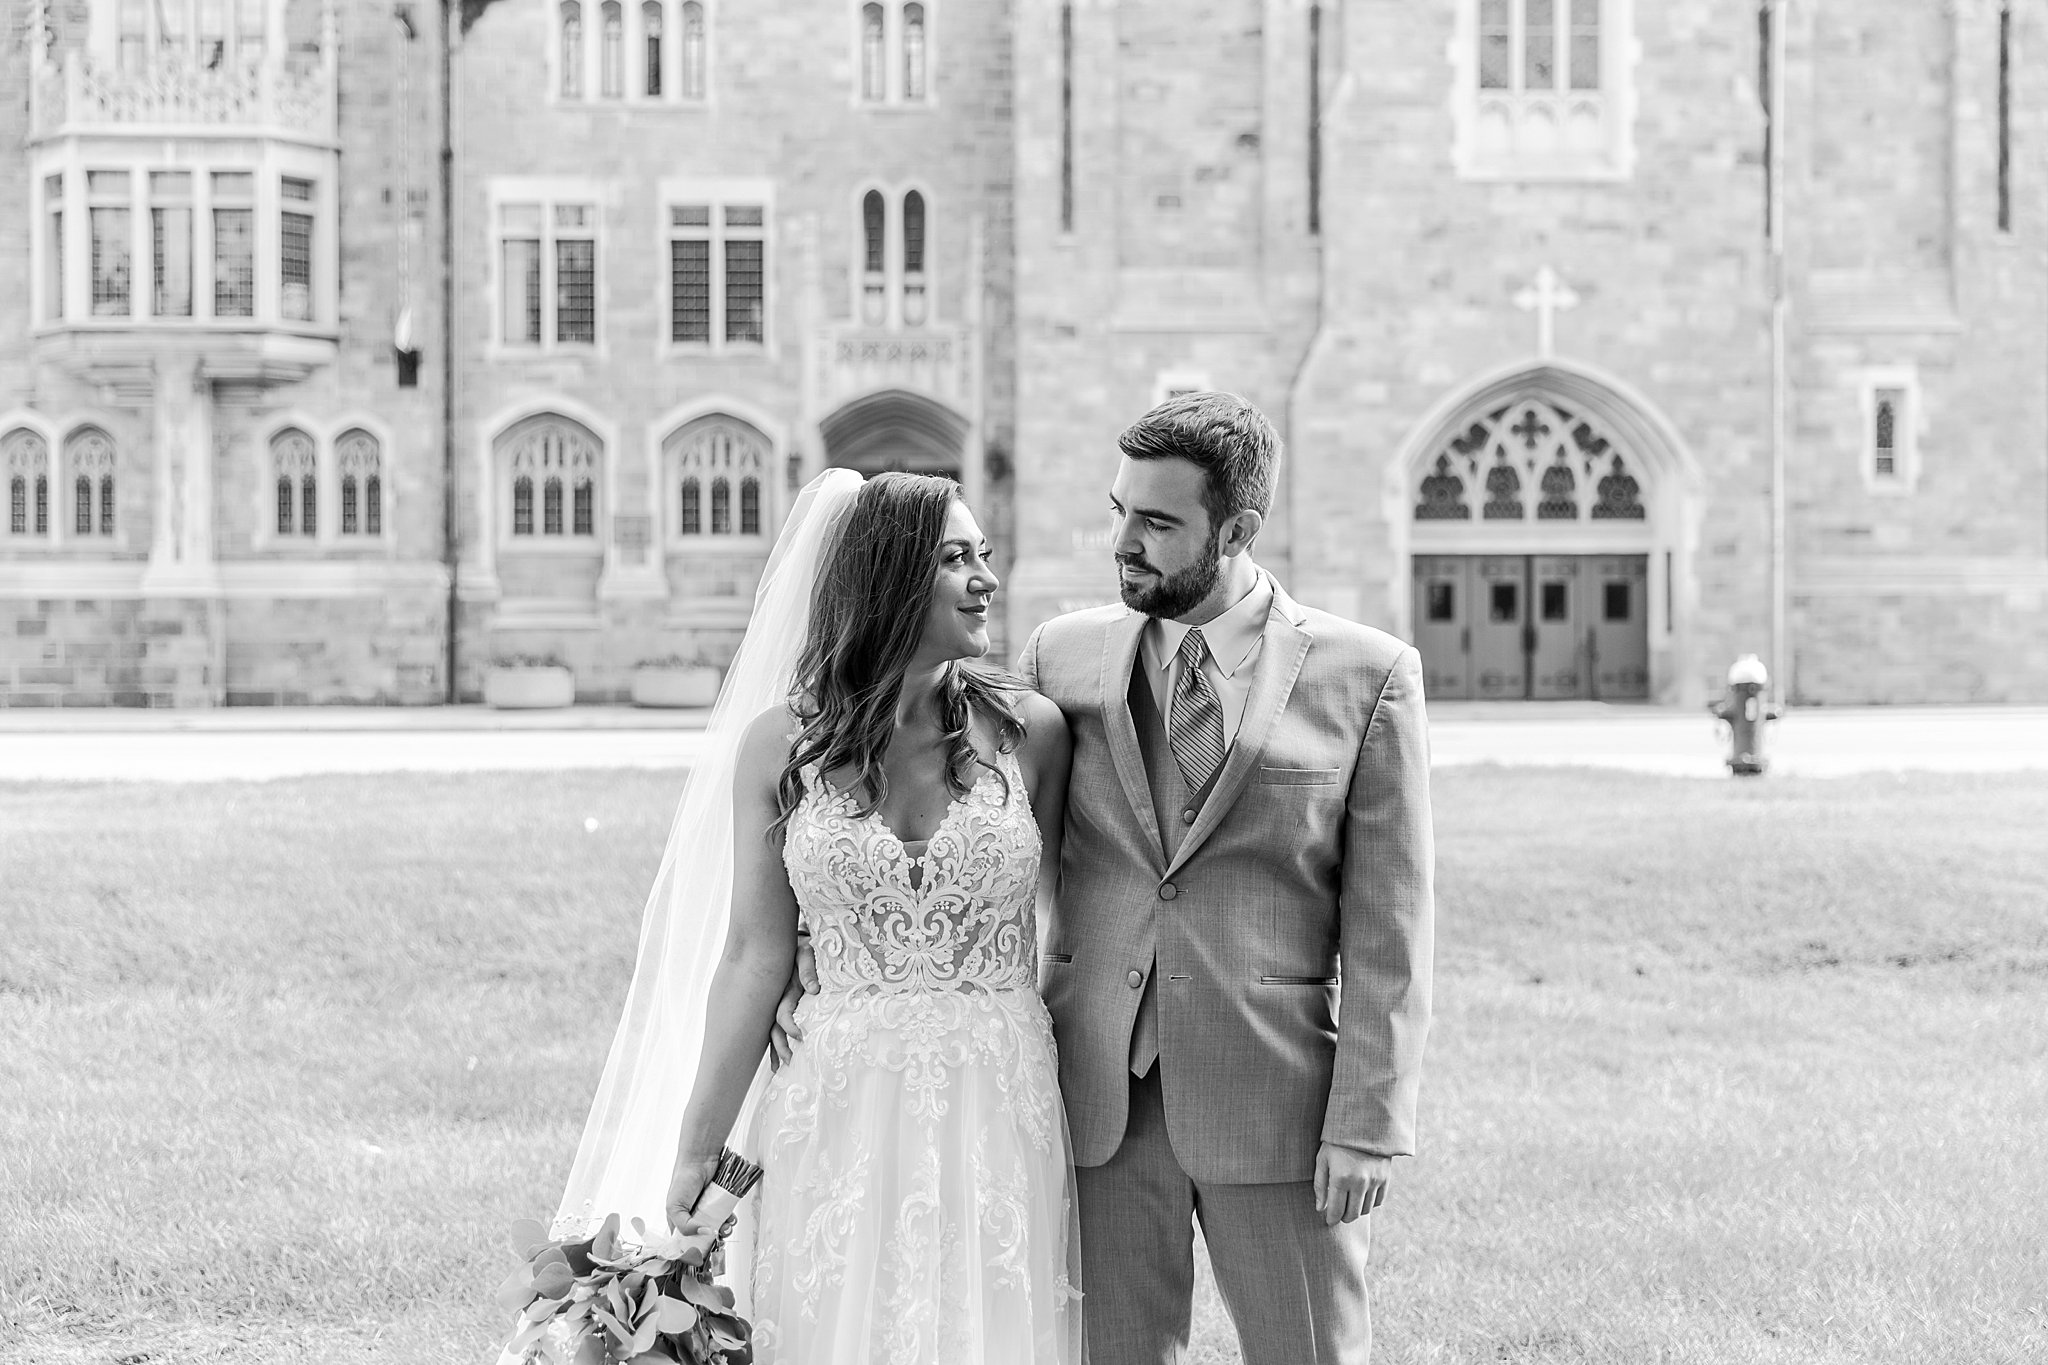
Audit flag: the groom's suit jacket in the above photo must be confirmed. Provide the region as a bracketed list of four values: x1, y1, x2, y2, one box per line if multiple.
[1019, 578, 1434, 1184]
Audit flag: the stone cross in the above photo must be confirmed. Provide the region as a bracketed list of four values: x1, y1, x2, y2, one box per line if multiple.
[1513, 266, 1580, 359]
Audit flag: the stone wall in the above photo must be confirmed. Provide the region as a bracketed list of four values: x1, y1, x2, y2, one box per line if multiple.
[2, 600, 222, 707]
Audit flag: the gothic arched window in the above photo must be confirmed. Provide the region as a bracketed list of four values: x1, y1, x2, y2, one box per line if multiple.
[902, 190, 927, 325]
[667, 416, 770, 540]
[514, 476, 535, 535]
[740, 476, 760, 534]
[710, 476, 731, 533]
[861, 189, 887, 325]
[337, 428, 382, 537]
[600, 1, 624, 98]
[4, 429, 50, 538]
[1417, 395, 1643, 525]
[681, 1, 706, 99]
[544, 477, 565, 535]
[271, 427, 317, 537]
[502, 414, 603, 541]
[67, 426, 117, 538]
[642, 0, 663, 96]
[902, 3, 927, 100]
[561, 1, 585, 99]
[861, 3, 886, 101]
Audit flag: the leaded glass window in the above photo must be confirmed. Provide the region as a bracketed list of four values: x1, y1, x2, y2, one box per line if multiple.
[1416, 396, 1644, 524]
[681, 477, 702, 533]
[902, 190, 927, 325]
[643, 1, 663, 96]
[337, 429, 382, 537]
[89, 171, 132, 318]
[600, 2, 624, 98]
[710, 477, 731, 534]
[503, 415, 601, 540]
[68, 429, 117, 537]
[740, 476, 760, 534]
[682, 2, 706, 99]
[280, 177, 314, 322]
[271, 428, 317, 537]
[667, 417, 769, 539]
[561, 2, 585, 98]
[903, 3, 926, 100]
[1873, 390, 1901, 480]
[861, 4, 886, 102]
[4, 430, 50, 539]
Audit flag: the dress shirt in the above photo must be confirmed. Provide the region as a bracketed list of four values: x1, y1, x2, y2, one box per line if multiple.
[1138, 568, 1273, 749]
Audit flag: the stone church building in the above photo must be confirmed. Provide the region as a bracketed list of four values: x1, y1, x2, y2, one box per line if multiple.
[3, 0, 2045, 707]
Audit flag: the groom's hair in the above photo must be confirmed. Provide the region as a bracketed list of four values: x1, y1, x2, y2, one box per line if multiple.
[1117, 391, 1281, 530]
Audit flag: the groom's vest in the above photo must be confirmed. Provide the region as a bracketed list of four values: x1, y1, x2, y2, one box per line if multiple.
[1125, 653, 1224, 1075]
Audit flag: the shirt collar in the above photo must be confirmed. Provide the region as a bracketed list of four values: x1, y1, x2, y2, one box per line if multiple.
[1144, 568, 1273, 679]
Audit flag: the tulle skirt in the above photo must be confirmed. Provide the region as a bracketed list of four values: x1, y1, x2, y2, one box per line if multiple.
[742, 986, 1085, 1365]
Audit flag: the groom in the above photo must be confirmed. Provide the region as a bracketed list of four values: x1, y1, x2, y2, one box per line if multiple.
[1018, 391, 1434, 1364]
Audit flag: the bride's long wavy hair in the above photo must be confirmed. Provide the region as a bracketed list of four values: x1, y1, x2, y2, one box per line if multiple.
[772, 472, 1026, 839]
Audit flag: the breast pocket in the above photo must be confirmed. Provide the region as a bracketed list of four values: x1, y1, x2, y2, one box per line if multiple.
[1257, 767, 1342, 786]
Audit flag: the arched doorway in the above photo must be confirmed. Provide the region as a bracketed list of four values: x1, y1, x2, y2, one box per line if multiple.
[819, 388, 968, 485]
[1390, 365, 1701, 703]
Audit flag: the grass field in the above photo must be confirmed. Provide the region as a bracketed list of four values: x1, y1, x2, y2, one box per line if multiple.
[3, 766, 2046, 1365]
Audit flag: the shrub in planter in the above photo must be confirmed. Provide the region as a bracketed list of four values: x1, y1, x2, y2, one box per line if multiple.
[485, 653, 575, 710]
[630, 654, 724, 709]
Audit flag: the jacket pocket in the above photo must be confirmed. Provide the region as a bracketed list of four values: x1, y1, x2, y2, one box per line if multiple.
[1258, 767, 1342, 786]
[1043, 952, 1074, 964]
[1259, 975, 1339, 986]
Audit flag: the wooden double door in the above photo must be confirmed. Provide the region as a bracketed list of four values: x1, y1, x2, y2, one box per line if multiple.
[1412, 555, 1650, 701]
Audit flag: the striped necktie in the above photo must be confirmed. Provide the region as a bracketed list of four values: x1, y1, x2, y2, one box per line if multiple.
[1169, 628, 1229, 793]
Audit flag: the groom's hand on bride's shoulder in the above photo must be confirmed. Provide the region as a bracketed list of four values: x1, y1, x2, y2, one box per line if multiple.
[768, 936, 821, 1068]
[1314, 1143, 1393, 1226]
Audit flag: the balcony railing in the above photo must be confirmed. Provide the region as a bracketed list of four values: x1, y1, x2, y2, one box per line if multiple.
[31, 52, 336, 143]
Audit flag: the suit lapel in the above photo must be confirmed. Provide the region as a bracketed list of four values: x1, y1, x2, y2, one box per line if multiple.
[1162, 585, 1313, 881]
[1100, 610, 1164, 869]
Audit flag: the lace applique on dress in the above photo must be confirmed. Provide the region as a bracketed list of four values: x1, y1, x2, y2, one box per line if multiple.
[743, 745, 1083, 1364]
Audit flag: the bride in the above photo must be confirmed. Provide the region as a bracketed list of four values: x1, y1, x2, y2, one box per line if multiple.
[548, 469, 1083, 1365]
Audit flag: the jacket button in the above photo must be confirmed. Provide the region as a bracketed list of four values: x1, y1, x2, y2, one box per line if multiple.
[1127, 969, 1144, 988]
[1181, 808, 1197, 824]
[1158, 882, 1178, 901]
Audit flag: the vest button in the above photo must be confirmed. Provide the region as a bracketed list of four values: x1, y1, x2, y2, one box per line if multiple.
[1158, 882, 1178, 901]
[1126, 969, 1144, 989]
[1181, 808, 1197, 824]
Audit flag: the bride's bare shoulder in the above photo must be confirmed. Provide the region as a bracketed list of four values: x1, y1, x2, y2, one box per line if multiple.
[736, 703, 805, 778]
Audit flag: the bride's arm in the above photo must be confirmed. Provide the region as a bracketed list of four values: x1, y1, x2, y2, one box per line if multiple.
[666, 706, 801, 1230]
[1017, 691, 1072, 968]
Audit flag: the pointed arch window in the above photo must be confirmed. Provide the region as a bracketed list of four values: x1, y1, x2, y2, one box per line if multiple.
[681, 1, 707, 100]
[902, 190, 927, 325]
[902, 3, 927, 100]
[67, 428, 117, 538]
[861, 4, 886, 101]
[642, 1, 663, 96]
[271, 428, 318, 538]
[502, 415, 603, 541]
[4, 430, 51, 539]
[337, 429, 383, 537]
[861, 189, 888, 325]
[667, 417, 771, 542]
[560, 2, 585, 99]
[600, 2, 624, 98]
[1414, 396, 1647, 525]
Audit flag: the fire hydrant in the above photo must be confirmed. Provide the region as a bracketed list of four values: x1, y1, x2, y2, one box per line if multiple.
[1708, 654, 1782, 776]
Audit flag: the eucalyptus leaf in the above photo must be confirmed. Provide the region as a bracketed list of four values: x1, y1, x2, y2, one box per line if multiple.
[630, 1314, 660, 1355]
[509, 1218, 550, 1257]
[495, 1264, 535, 1315]
[532, 1262, 575, 1300]
[571, 1333, 607, 1365]
[655, 1296, 698, 1334]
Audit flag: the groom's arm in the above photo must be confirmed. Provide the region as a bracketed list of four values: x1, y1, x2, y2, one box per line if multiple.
[1015, 622, 1046, 690]
[1325, 645, 1436, 1160]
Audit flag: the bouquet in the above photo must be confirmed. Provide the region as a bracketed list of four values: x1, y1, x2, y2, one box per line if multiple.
[496, 1151, 763, 1365]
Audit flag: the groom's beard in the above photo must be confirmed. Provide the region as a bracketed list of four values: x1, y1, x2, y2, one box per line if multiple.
[1117, 542, 1222, 620]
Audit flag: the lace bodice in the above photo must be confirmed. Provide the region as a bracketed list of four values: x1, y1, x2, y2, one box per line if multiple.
[781, 747, 1042, 997]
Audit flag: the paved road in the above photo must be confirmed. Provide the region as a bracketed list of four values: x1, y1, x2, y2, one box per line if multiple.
[3, 703, 2047, 782]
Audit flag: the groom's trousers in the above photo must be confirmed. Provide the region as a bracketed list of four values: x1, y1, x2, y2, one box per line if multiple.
[1075, 1065, 1373, 1365]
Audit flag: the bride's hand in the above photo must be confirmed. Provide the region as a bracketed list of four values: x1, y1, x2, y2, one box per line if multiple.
[665, 1151, 720, 1234]
[768, 936, 820, 1068]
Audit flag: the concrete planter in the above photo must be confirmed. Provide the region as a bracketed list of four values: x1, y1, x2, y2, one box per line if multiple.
[630, 664, 723, 708]
[484, 665, 575, 710]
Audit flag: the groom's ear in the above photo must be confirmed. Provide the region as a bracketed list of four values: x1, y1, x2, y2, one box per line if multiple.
[1219, 507, 1263, 558]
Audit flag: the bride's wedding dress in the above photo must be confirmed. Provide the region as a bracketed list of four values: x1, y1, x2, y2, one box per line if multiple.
[744, 744, 1084, 1365]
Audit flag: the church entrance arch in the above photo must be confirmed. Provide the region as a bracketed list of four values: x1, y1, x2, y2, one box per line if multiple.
[1391, 365, 1699, 703]
[819, 388, 969, 485]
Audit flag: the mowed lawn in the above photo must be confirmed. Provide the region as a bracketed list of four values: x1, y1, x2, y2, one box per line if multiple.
[3, 766, 2045, 1365]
